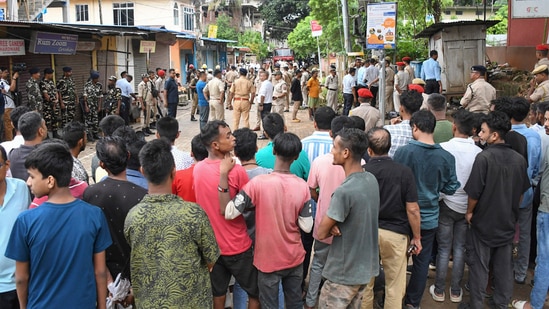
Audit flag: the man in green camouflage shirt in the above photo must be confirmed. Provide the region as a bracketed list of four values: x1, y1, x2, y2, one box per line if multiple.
[26, 67, 43, 113]
[104, 76, 122, 116]
[40, 68, 60, 137]
[57, 66, 77, 126]
[83, 72, 103, 141]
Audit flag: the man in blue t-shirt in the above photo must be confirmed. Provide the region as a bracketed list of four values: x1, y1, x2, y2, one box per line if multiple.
[164, 68, 179, 118]
[5, 142, 112, 309]
[196, 71, 209, 130]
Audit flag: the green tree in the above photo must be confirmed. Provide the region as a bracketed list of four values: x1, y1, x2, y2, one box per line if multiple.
[260, 0, 310, 40]
[287, 16, 317, 59]
[215, 14, 239, 41]
[487, 5, 508, 35]
[238, 30, 269, 59]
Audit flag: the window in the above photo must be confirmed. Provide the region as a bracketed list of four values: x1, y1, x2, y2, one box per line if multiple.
[455, 10, 463, 15]
[444, 10, 451, 15]
[183, 7, 194, 31]
[76, 4, 89, 21]
[173, 3, 179, 25]
[113, 3, 134, 26]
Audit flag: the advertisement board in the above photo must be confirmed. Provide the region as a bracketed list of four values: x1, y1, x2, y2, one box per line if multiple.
[366, 2, 397, 50]
[29, 32, 78, 55]
[512, 0, 549, 18]
[0, 39, 25, 56]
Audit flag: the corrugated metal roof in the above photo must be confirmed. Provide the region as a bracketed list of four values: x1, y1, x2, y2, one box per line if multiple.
[202, 37, 238, 43]
[415, 20, 500, 38]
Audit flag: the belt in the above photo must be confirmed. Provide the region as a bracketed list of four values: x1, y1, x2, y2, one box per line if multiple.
[425, 79, 436, 82]
[234, 97, 249, 101]
[328, 88, 337, 91]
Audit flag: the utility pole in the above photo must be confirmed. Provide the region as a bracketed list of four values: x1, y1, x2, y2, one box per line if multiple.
[341, 0, 351, 53]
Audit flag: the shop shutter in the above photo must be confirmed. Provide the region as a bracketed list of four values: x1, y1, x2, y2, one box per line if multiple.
[54, 52, 93, 97]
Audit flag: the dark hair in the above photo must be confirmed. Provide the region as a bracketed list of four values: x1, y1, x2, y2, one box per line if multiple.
[400, 90, 423, 114]
[331, 116, 355, 138]
[539, 50, 549, 57]
[233, 128, 257, 161]
[120, 71, 127, 78]
[349, 67, 356, 74]
[10, 106, 31, 131]
[191, 134, 208, 161]
[113, 126, 141, 147]
[427, 93, 446, 112]
[471, 112, 485, 136]
[156, 116, 179, 143]
[127, 140, 146, 170]
[200, 120, 229, 147]
[452, 109, 475, 136]
[492, 96, 528, 122]
[139, 139, 175, 185]
[18, 111, 43, 141]
[483, 111, 511, 140]
[530, 102, 539, 113]
[349, 116, 366, 131]
[273, 132, 302, 162]
[169, 68, 176, 73]
[96, 136, 128, 175]
[62, 121, 86, 149]
[337, 128, 368, 161]
[367, 127, 391, 155]
[0, 145, 7, 161]
[410, 110, 436, 134]
[99, 115, 125, 137]
[430, 50, 438, 57]
[262, 113, 285, 139]
[314, 107, 337, 130]
[537, 101, 549, 115]
[25, 141, 73, 187]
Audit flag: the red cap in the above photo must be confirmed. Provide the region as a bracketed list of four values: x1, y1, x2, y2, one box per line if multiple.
[536, 44, 549, 51]
[157, 70, 165, 77]
[189, 64, 195, 69]
[408, 84, 424, 93]
[396, 62, 405, 66]
[402, 56, 412, 61]
[358, 88, 373, 98]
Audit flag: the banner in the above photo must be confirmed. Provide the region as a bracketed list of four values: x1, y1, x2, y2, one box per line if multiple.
[29, 32, 78, 55]
[310, 20, 323, 37]
[512, 0, 549, 18]
[366, 2, 397, 50]
[208, 25, 218, 39]
[139, 40, 156, 53]
[0, 39, 25, 56]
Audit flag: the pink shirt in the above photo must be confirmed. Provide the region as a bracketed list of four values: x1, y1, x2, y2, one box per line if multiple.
[307, 153, 346, 244]
[242, 173, 311, 272]
[29, 178, 88, 209]
[193, 158, 252, 255]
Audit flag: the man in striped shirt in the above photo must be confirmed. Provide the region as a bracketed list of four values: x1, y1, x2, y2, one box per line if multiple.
[301, 107, 337, 163]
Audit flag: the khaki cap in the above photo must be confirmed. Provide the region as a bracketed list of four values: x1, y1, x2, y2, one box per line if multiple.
[532, 65, 548, 75]
[412, 78, 426, 85]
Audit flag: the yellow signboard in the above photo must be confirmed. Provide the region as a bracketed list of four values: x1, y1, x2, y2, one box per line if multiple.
[208, 25, 218, 39]
[139, 40, 156, 53]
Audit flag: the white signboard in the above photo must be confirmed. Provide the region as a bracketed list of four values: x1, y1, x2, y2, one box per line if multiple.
[512, 0, 549, 18]
[366, 2, 397, 50]
[0, 39, 25, 56]
[139, 40, 156, 53]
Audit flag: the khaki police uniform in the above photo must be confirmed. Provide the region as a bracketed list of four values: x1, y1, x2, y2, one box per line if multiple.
[324, 73, 339, 112]
[460, 78, 496, 113]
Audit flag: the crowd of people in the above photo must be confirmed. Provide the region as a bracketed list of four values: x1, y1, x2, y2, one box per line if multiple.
[1, 48, 549, 309]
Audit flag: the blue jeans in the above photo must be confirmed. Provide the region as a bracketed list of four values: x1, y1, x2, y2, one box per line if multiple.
[167, 102, 178, 118]
[405, 227, 437, 307]
[435, 201, 467, 295]
[305, 241, 330, 307]
[530, 211, 549, 309]
[233, 281, 284, 309]
[514, 203, 532, 282]
[258, 264, 303, 309]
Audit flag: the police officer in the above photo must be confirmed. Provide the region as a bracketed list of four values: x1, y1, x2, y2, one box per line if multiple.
[272, 70, 287, 117]
[534, 44, 549, 69]
[57, 66, 77, 125]
[225, 65, 238, 110]
[26, 67, 43, 113]
[460, 65, 496, 114]
[282, 64, 292, 112]
[528, 64, 549, 103]
[324, 67, 339, 112]
[82, 71, 103, 142]
[402, 56, 415, 79]
[40, 68, 60, 137]
[104, 76, 122, 116]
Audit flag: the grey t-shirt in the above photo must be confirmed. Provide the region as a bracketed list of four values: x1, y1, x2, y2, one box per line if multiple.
[322, 171, 380, 285]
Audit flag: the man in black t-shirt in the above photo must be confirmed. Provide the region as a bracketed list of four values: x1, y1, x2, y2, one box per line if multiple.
[361, 127, 422, 309]
[462, 111, 530, 309]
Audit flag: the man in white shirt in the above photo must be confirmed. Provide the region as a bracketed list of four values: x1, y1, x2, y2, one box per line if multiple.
[257, 71, 274, 140]
[0, 67, 18, 141]
[116, 71, 134, 124]
[155, 116, 193, 171]
[342, 68, 357, 116]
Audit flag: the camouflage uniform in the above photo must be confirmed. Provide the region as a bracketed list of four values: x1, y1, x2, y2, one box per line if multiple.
[83, 81, 103, 136]
[40, 78, 59, 132]
[57, 76, 77, 126]
[26, 78, 43, 112]
[104, 85, 122, 115]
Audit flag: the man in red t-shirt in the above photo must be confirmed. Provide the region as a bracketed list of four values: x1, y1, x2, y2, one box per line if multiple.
[219, 132, 313, 308]
[172, 134, 208, 202]
[193, 120, 259, 309]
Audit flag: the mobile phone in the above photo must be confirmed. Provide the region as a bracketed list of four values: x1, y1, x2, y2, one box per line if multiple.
[407, 244, 417, 256]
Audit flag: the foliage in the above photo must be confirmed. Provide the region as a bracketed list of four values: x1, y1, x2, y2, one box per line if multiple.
[260, 0, 310, 41]
[287, 16, 317, 59]
[487, 5, 508, 35]
[238, 30, 269, 59]
[215, 14, 239, 41]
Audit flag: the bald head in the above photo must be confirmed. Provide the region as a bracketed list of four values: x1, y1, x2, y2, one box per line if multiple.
[367, 127, 391, 156]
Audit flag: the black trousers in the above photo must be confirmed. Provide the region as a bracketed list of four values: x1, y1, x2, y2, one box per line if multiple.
[425, 80, 440, 94]
[0, 290, 19, 309]
[369, 86, 379, 107]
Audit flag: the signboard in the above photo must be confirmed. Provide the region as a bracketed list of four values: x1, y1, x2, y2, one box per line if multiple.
[139, 40, 156, 53]
[512, 0, 549, 18]
[29, 32, 78, 55]
[208, 25, 218, 39]
[310, 20, 323, 37]
[0, 39, 25, 56]
[76, 41, 97, 51]
[366, 2, 397, 50]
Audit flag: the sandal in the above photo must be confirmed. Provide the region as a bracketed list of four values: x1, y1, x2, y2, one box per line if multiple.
[511, 300, 528, 309]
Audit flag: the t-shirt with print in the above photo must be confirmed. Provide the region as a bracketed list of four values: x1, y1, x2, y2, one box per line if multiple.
[193, 158, 252, 255]
[5, 199, 112, 309]
[322, 172, 380, 285]
[229, 172, 311, 273]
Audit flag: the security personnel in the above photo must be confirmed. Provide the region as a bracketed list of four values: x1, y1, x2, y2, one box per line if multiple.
[402, 56, 415, 79]
[228, 68, 255, 129]
[82, 71, 103, 142]
[225, 65, 239, 110]
[534, 44, 549, 69]
[272, 70, 287, 116]
[384, 57, 395, 113]
[528, 64, 549, 103]
[460, 65, 496, 114]
[26, 67, 43, 113]
[104, 76, 122, 116]
[282, 64, 292, 111]
[324, 67, 339, 112]
[57, 66, 77, 125]
[40, 68, 60, 137]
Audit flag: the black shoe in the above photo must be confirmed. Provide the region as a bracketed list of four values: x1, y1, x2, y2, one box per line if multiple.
[144, 128, 154, 135]
[93, 134, 100, 140]
[191, 116, 197, 122]
[149, 122, 156, 129]
[87, 134, 95, 143]
[142, 130, 151, 137]
[284, 109, 290, 112]
[258, 135, 268, 140]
